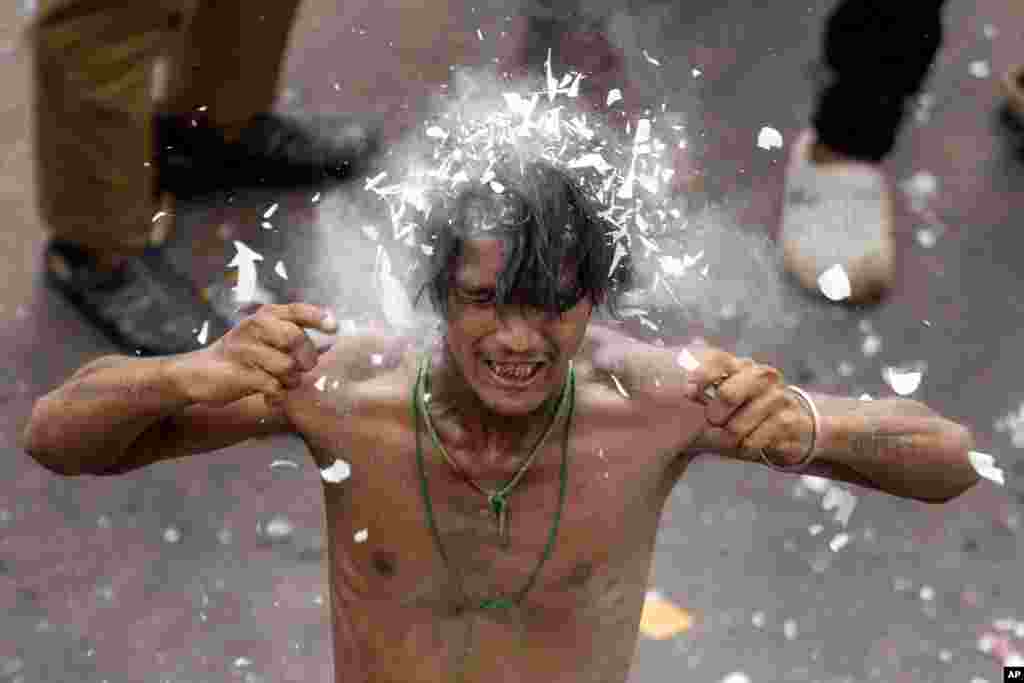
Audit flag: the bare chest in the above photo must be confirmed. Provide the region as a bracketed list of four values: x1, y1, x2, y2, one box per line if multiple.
[321, 427, 675, 597]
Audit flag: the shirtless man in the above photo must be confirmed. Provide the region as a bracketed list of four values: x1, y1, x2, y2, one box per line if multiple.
[23, 161, 979, 683]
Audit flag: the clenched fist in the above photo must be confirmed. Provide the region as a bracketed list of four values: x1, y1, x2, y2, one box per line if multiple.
[682, 347, 817, 468]
[167, 303, 337, 408]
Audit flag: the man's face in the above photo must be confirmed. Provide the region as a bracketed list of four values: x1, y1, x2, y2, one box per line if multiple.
[444, 237, 592, 416]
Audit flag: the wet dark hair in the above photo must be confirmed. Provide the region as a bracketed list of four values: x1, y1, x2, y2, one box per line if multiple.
[413, 159, 633, 319]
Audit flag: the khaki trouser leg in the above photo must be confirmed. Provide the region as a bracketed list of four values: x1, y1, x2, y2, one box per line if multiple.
[162, 0, 301, 134]
[31, 0, 300, 254]
[31, 0, 194, 253]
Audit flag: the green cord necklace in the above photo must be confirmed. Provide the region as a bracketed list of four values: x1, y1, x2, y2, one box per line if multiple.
[413, 354, 575, 610]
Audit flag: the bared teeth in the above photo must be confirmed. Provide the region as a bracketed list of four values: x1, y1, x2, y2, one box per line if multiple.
[488, 362, 540, 380]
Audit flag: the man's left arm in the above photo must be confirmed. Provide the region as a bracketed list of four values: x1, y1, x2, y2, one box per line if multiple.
[789, 394, 978, 503]
[679, 347, 979, 503]
[585, 326, 980, 503]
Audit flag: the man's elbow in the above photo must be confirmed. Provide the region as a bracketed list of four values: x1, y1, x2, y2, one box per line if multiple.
[21, 409, 86, 477]
[921, 424, 981, 504]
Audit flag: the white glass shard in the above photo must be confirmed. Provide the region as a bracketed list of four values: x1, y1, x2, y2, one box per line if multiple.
[882, 363, 926, 396]
[756, 126, 783, 150]
[828, 532, 850, 552]
[720, 673, 751, 683]
[822, 486, 858, 526]
[968, 451, 1005, 486]
[196, 320, 209, 345]
[969, 60, 990, 78]
[818, 264, 851, 301]
[320, 458, 352, 484]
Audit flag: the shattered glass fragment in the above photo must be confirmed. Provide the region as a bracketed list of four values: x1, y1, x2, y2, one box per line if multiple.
[265, 515, 293, 540]
[995, 403, 1024, 447]
[228, 241, 264, 304]
[969, 60, 990, 79]
[606, 89, 622, 106]
[320, 458, 352, 484]
[822, 485, 858, 526]
[720, 673, 751, 683]
[882, 363, 926, 395]
[375, 246, 415, 329]
[756, 126, 783, 150]
[196, 320, 209, 345]
[659, 255, 686, 277]
[274, 260, 288, 280]
[861, 334, 881, 357]
[828, 532, 850, 552]
[968, 451, 1005, 485]
[818, 264, 851, 301]
[642, 50, 661, 66]
[783, 619, 798, 640]
[568, 153, 613, 174]
[354, 528, 369, 543]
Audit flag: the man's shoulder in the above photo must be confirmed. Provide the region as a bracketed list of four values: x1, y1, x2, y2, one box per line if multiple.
[285, 329, 419, 424]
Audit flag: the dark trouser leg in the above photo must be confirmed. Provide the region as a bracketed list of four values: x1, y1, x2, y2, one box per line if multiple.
[812, 0, 949, 162]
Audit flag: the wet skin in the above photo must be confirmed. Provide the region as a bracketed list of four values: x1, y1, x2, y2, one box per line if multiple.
[281, 239, 709, 682]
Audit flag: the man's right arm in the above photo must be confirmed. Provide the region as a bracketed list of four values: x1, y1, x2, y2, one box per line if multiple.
[21, 353, 288, 476]
[21, 303, 336, 476]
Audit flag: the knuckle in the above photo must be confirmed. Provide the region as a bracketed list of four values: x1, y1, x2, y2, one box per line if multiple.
[278, 355, 298, 374]
[284, 325, 307, 350]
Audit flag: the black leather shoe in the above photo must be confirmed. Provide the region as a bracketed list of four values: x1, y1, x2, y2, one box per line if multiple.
[155, 111, 380, 199]
[44, 240, 232, 356]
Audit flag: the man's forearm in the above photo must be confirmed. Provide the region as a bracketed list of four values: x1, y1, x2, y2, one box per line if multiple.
[22, 354, 193, 476]
[813, 395, 979, 503]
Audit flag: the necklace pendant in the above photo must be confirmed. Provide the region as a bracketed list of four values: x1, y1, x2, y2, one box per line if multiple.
[489, 493, 509, 546]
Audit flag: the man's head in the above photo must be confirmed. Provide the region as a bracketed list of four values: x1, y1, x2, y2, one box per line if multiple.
[415, 159, 632, 416]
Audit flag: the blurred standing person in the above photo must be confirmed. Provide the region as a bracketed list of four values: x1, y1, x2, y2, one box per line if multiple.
[31, 0, 378, 355]
[779, 0, 948, 304]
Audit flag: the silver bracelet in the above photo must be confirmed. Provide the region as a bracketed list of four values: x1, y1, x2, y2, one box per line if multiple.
[758, 385, 821, 473]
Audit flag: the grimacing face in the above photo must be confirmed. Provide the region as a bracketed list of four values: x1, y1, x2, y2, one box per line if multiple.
[444, 237, 592, 417]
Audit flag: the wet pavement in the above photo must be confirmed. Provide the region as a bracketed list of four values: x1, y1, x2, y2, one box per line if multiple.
[2, 0, 1024, 681]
